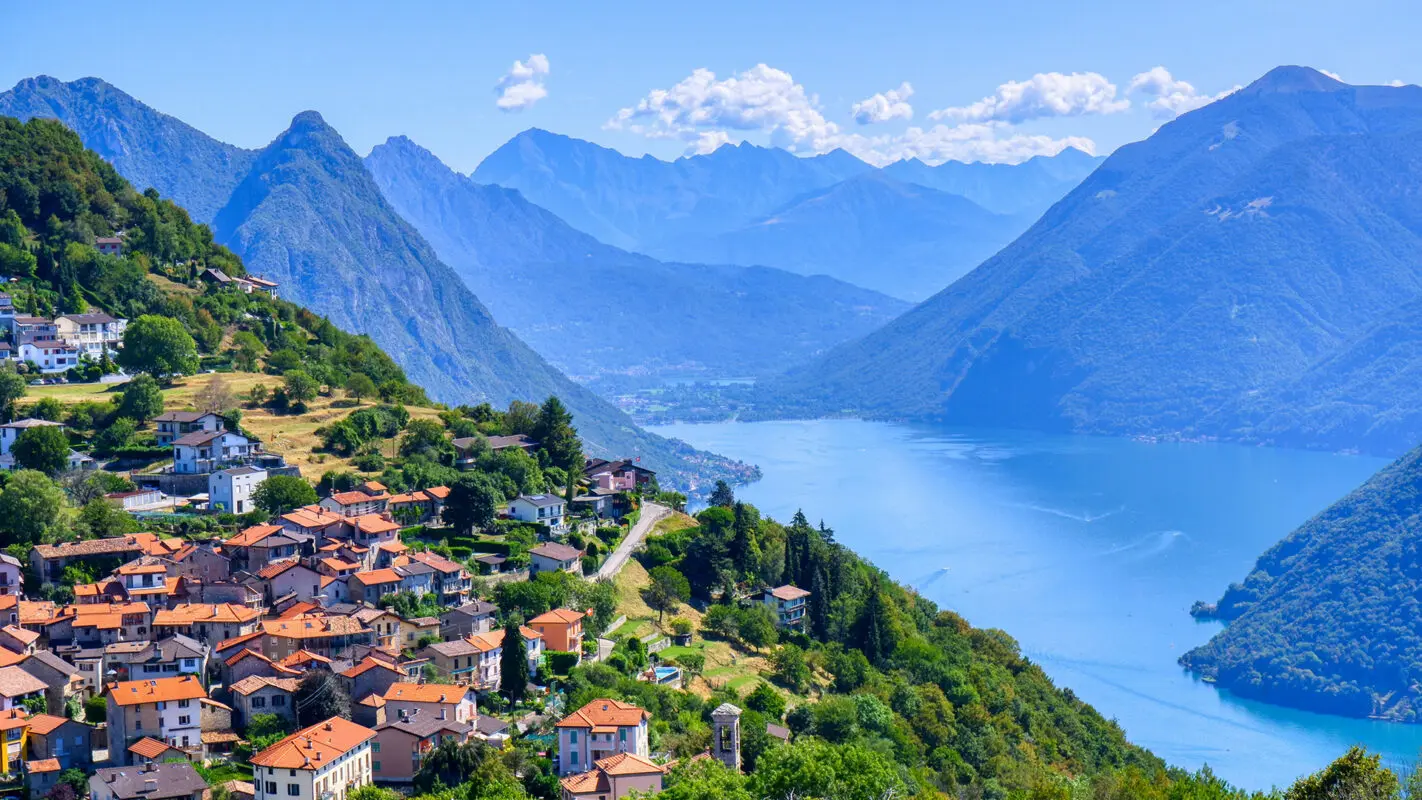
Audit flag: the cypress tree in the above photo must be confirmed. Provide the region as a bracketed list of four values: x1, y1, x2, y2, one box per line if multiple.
[852, 579, 898, 667]
[501, 618, 530, 703]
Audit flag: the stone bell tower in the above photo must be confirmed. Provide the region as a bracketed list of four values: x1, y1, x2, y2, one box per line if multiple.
[711, 702, 742, 772]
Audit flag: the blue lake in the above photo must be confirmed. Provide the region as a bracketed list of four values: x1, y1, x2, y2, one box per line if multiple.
[650, 419, 1418, 791]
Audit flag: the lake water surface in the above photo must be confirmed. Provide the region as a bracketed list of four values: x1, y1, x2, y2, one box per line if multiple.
[651, 419, 1417, 791]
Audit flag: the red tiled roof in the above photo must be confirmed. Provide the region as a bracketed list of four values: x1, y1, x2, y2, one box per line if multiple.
[109, 675, 206, 706]
[250, 717, 375, 769]
[556, 699, 648, 729]
[128, 737, 176, 759]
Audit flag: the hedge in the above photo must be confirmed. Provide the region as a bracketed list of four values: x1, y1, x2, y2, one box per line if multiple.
[110, 445, 172, 460]
[546, 651, 580, 675]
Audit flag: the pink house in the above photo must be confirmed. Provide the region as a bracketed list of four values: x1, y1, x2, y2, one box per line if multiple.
[582, 460, 656, 493]
[559, 753, 667, 800]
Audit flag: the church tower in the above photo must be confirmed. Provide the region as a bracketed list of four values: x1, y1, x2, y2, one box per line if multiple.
[711, 702, 742, 771]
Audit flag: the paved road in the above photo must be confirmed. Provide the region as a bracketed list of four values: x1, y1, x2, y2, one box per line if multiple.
[594, 501, 670, 581]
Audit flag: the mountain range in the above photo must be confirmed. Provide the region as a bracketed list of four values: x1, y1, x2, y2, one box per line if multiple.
[363, 135, 908, 380]
[473, 129, 1100, 300]
[1180, 441, 1422, 721]
[754, 67, 1422, 458]
[0, 76, 751, 489]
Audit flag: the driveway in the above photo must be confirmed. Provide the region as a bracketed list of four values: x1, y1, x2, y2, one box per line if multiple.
[594, 501, 670, 581]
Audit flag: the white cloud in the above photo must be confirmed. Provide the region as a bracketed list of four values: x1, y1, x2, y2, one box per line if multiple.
[929, 72, 1128, 124]
[496, 54, 550, 111]
[1127, 66, 1237, 120]
[1389, 79, 1407, 87]
[1320, 69, 1344, 82]
[608, 63, 1098, 164]
[606, 64, 842, 152]
[851, 82, 914, 124]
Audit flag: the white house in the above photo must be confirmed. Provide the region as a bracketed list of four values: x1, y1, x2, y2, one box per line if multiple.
[17, 339, 80, 373]
[172, 429, 259, 474]
[0, 418, 64, 455]
[54, 312, 127, 357]
[0, 553, 21, 597]
[209, 467, 268, 514]
[528, 542, 583, 578]
[152, 411, 225, 447]
[508, 494, 567, 529]
[251, 717, 374, 800]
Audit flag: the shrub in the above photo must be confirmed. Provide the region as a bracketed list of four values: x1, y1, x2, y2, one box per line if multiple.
[546, 650, 580, 675]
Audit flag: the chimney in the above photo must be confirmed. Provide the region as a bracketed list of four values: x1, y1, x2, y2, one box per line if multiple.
[143, 779, 157, 793]
[323, 721, 333, 731]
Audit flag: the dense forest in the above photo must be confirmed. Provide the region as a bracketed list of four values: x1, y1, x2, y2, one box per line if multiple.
[1182, 442, 1422, 721]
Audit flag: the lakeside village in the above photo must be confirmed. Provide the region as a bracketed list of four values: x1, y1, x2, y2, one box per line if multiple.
[0, 262, 818, 800]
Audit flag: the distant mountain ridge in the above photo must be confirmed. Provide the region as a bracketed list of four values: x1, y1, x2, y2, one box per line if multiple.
[363, 135, 909, 379]
[0, 76, 750, 489]
[752, 67, 1422, 458]
[473, 129, 1100, 300]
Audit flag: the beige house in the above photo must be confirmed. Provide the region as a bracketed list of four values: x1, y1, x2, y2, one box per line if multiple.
[559, 752, 668, 800]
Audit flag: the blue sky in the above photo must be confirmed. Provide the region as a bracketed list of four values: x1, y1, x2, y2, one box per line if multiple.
[1, 0, 1417, 172]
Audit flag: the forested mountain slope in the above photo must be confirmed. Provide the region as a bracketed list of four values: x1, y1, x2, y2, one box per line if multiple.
[0, 76, 749, 489]
[756, 67, 1422, 457]
[1181, 443, 1422, 721]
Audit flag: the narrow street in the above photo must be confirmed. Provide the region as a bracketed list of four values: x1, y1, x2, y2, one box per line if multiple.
[593, 501, 670, 581]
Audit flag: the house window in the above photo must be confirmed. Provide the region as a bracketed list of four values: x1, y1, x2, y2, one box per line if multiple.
[569, 731, 577, 744]
[266, 784, 277, 795]
[373, 761, 381, 772]
[272, 696, 287, 707]
[619, 728, 627, 742]
[253, 697, 267, 708]
[287, 785, 300, 796]
[371, 743, 380, 753]
[179, 716, 191, 725]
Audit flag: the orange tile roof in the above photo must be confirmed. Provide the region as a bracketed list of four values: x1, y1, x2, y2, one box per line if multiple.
[128, 737, 175, 759]
[229, 676, 300, 696]
[559, 770, 609, 796]
[596, 752, 666, 776]
[155, 603, 260, 626]
[361, 481, 387, 494]
[278, 602, 321, 620]
[341, 657, 402, 679]
[17, 600, 57, 626]
[409, 551, 464, 573]
[31, 533, 165, 559]
[0, 625, 39, 646]
[350, 568, 400, 585]
[425, 486, 450, 499]
[530, 608, 587, 625]
[768, 584, 811, 601]
[216, 632, 264, 654]
[116, 562, 167, 576]
[26, 758, 61, 774]
[354, 515, 399, 535]
[0, 708, 29, 731]
[320, 558, 359, 572]
[261, 617, 371, 640]
[376, 540, 408, 553]
[358, 694, 385, 708]
[556, 699, 649, 729]
[226, 524, 284, 548]
[0, 651, 24, 668]
[109, 675, 207, 706]
[328, 491, 378, 506]
[281, 509, 345, 529]
[279, 650, 332, 667]
[23, 714, 68, 735]
[383, 682, 466, 704]
[250, 717, 375, 770]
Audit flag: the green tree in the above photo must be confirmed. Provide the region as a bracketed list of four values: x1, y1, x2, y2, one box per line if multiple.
[643, 565, 690, 624]
[345, 373, 376, 404]
[744, 681, 787, 720]
[851, 578, 897, 667]
[0, 366, 26, 422]
[117, 374, 164, 421]
[709, 480, 735, 508]
[413, 739, 492, 795]
[660, 758, 753, 800]
[93, 416, 136, 454]
[78, 498, 140, 538]
[747, 739, 907, 800]
[245, 712, 292, 739]
[737, 605, 778, 650]
[83, 694, 106, 723]
[293, 670, 350, 727]
[230, 330, 266, 371]
[399, 419, 449, 459]
[117, 315, 198, 380]
[771, 644, 812, 693]
[283, 370, 319, 405]
[444, 472, 500, 534]
[501, 617, 530, 704]
[1285, 747, 1398, 800]
[534, 395, 581, 470]
[14, 425, 69, 474]
[252, 474, 318, 515]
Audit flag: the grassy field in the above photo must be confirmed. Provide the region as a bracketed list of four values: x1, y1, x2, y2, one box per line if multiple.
[29, 372, 442, 480]
[613, 556, 790, 703]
